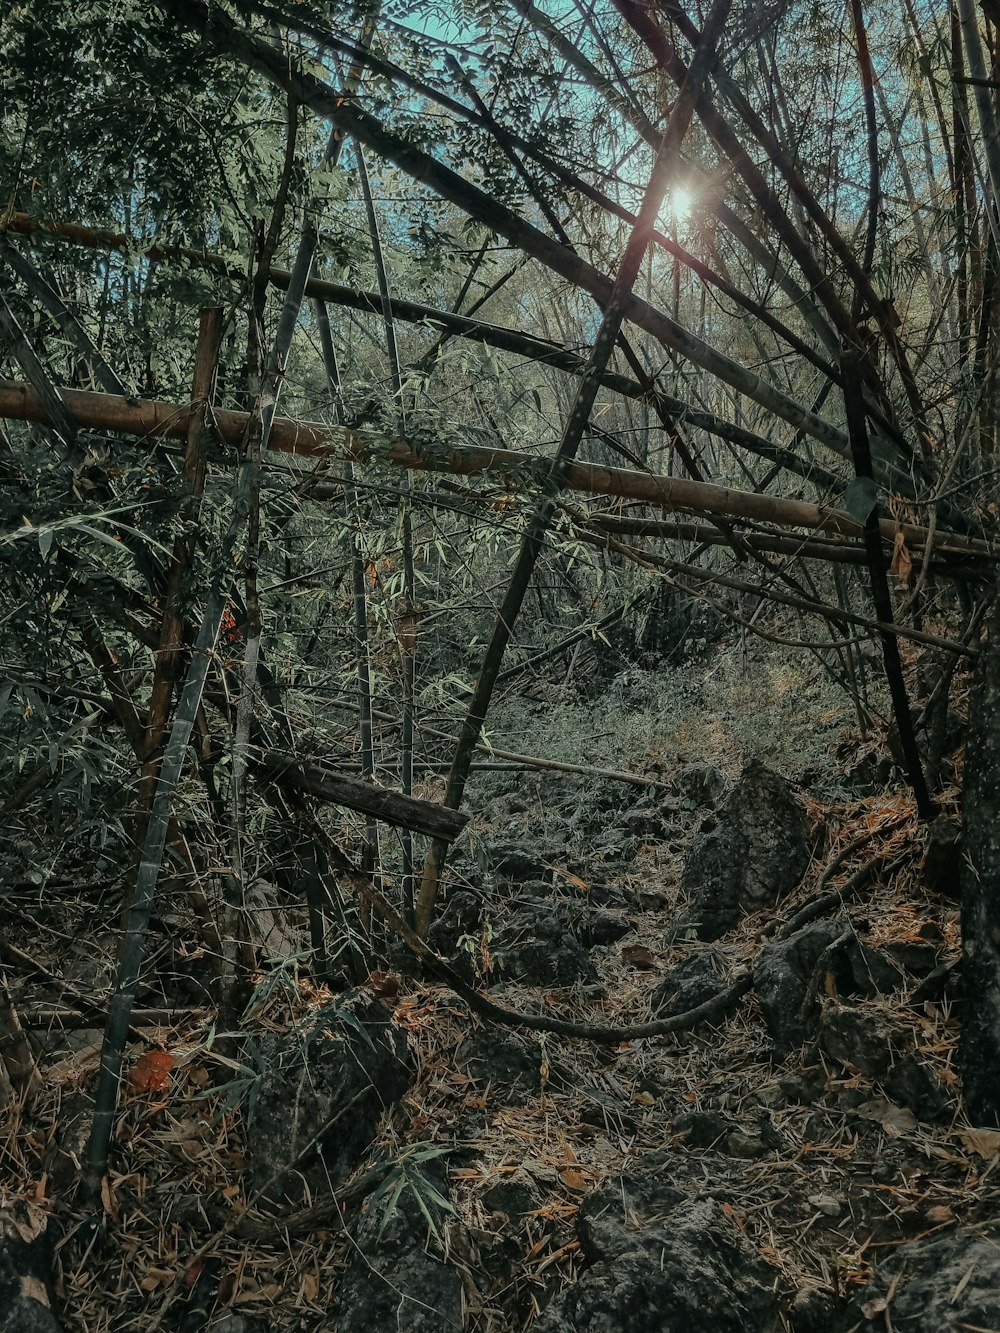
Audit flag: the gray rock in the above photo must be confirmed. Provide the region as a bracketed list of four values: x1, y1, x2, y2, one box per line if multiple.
[484, 839, 558, 882]
[882, 1053, 952, 1123]
[758, 917, 905, 1057]
[679, 760, 810, 940]
[818, 1004, 892, 1078]
[921, 815, 962, 899]
[788, 1284, 837, 1332]
[911, 960, 961, 1007]
[427, 890, 482, 953]
[458, 1025, 542, 1095]
[333, 1159, 463, 1333]
[852, 1226, 1000, 1329]
[672, 1109, 735, 1149]
[246, 988, 411, 1201]
[652, 948, 729, 1018]
[817, 1001, 947, 1127]
[676, 763, 725, 808]
[756, 919, 846, 1055]
[492, 899, 599, 986]
[0, 1201, 62, 1333]
[534, 1175, 781, 1333]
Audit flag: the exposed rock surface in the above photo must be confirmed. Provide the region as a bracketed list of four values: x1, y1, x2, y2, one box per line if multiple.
[457, 1024, 542, 1097]
[651, 947, 729, 1018]
[818, 1003, 952, 1123]
[851, 1225, 1000, 1329]
[246, 988, 411, 1201]
[491, 898, 601, 986]
[332, 1159, 464, 1333]
[679, 760, 811, 940]
[533, 1174, 781, 1332]
[921, 814, 962, 899]
[482, 838, 563, 883]
[756, 920, 846, 1055]
[676, 762, 725, 808]
[0, 1202, 62, 1333]
[756, 920, 903, 1056]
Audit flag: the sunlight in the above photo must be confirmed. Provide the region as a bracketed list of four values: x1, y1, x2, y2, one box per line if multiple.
[660, 185, 693, 232]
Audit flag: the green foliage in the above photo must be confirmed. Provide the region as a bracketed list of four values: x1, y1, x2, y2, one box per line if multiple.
[367, 1144, 454, 1243]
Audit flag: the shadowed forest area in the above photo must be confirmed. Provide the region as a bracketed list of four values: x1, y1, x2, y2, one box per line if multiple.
[2, 0, 1000, 1328]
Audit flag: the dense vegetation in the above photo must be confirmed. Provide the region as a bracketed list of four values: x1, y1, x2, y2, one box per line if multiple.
[2, 0, 999, 1328]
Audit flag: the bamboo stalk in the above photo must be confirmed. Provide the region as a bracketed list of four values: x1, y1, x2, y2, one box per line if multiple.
[167, 0, 855, 459]
[413, 0, 733, 935]
[0, 377, 992, 558]
[2, 211, 834, 486]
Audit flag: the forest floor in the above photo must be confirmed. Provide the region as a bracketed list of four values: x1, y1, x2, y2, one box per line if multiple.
[2, 647, 990, 1332]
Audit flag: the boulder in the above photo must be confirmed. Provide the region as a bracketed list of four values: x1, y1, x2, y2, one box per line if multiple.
[920, 815, 962, 899]
[651, 948, 729, 1019]
[492, 899, 599, 986]
[817, 1004, 891, 1078]
[817, 1004, 952, 1123]
[676, 763, 725, 808]
[679, 760, 810, 940]
[882, 1053, 951, 1123]
[483, 839, 561, 883]
[852, 1226, 1000, 1329]
[427, 890, 485, 980]
[756, 920, 902, 1056]
[246, 988, 411, 1202]
[534, 1174, 781, 1333]
[332, 1158, 463, 1333]
[756, 920, 846, 1056]
[457, 1025, 542, 1097]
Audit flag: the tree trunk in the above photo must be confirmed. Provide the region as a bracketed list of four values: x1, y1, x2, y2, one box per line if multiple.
[961, 578, 1000, 1124]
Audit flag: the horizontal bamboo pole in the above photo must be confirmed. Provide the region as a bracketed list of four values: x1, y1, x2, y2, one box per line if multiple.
[0, 377, 993, 560]
[259, 750, 468, 840]
[584, 514, 985, 576]
[2, 211, 833, 486]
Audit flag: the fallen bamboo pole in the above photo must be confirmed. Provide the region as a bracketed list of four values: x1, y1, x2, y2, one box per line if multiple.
[259, 750, 468, 840]
[0, 378, 993, 560]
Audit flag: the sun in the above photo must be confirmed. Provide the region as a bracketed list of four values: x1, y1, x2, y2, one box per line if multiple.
[659, 185, 693, 232]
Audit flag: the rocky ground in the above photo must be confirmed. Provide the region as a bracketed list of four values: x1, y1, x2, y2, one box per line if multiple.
[3, 740, 996, 1333]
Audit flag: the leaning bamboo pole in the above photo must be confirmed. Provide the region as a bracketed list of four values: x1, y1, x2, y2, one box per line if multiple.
[0, 377, 993, 561]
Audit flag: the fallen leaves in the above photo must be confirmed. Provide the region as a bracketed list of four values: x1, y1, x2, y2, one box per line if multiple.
[958, 1127, 1000, 1159]
[890, 528, 912, 583]
[129, 1050, 174, 1093]
[621, 944, 657, 969]
[558, 1167, 587, 1192]
[855, 1098, 918, 1136]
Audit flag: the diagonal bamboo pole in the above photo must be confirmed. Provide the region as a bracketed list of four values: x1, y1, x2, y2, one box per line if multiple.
[165, 0, 853, 460]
